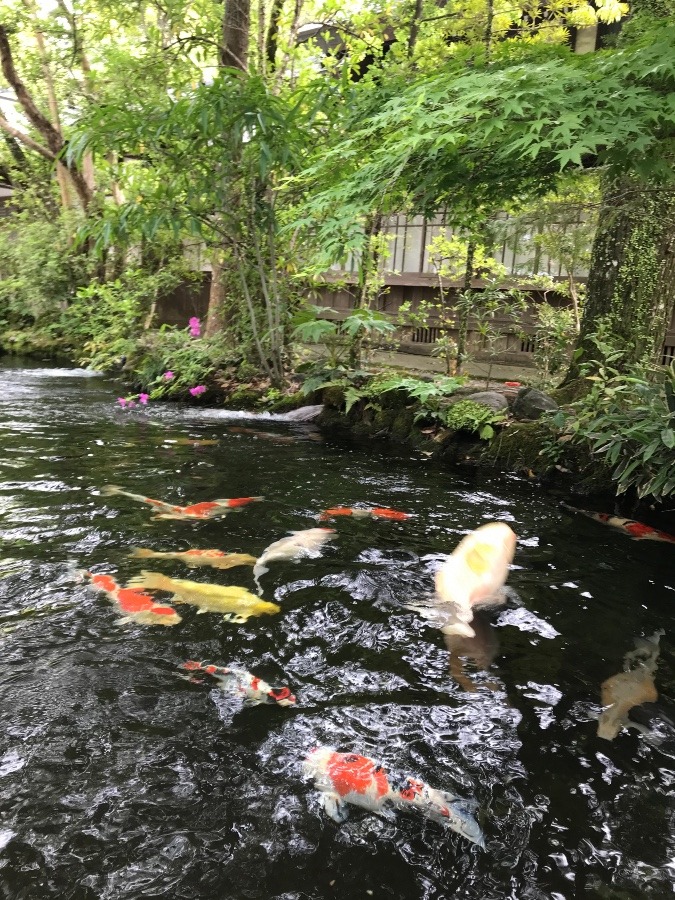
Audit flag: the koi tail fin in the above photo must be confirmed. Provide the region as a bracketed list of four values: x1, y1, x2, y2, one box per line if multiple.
[129, 548, 157, 559]
[100, 484, 125, 497]
[125, 570, 174, 594]
[253, 560, 268, 593]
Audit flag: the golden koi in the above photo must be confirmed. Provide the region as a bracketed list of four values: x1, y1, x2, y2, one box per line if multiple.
[126, 570, 280, 622]
[84, 570, 181, 626]
[561, 502, 675, 544]
[253, 527, 336, 590]
[598, 631, 663, 740]
[100, 485, 263, 520]
[130, 547, 257, 570]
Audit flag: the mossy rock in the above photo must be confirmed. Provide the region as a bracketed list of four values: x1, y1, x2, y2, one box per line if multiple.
[227, 388, 262, 409]
[322, 386, 346, 408]
[391, 406, 417, 442]
[551, 378, 593, 406]
[372, 407, 397, 432]
[488, 421, 554, 470]
[265, 393, 305, 413]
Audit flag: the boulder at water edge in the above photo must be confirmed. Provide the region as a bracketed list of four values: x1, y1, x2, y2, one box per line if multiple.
[462, 391, 509, 412]
[512, 387, 559, 420]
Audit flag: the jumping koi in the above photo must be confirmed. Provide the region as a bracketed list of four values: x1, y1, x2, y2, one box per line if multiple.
[561, 502, 675, 544]
[253, 527, 336, 591]
[126, 570, 280, 622]
[100, 485, 263, 521]
[304, 747, 484, 847]
[319, 506, 412, 522]
[180, 660, 295, 706]
[84, 571, 181, 626]
[411, 522, 517, 639]
[130, 548, 257, 570]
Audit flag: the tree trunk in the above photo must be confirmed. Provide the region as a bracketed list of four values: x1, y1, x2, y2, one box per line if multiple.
[205, 254, 227, 337]
[564, 178, 675, 380]
[220, 0, 250, 70]
[455, 238, 476, 376]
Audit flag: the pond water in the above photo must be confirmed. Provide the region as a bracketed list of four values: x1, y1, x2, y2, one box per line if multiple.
[1, 359, 674, 900]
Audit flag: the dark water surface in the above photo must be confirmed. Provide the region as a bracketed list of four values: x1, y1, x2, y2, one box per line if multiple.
[1, 360, 674, 900]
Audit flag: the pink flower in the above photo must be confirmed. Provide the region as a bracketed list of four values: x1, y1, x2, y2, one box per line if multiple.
[127, 400, 137, 408]
[117, 397, 127, 408]
[163, 371, 174, 380]
[138, 393, 149, 405]
[188, 317, 201, 338]
[189, 385, 206, 397]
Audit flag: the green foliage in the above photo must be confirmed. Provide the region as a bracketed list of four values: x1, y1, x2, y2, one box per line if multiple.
[552, 358, 675, 500]
[530, 303, 577, 388]
[291, 304, 396, 369]
[444, 399, 507, 440]
[0, 202, 93, 341]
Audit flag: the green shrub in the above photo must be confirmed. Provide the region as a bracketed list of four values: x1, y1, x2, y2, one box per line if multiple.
[444, 399, 507, 440]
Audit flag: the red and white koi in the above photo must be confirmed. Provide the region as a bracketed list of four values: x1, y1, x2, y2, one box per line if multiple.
[561, 502, 675, 544]
[100, 485, 263, 521]
[319, 506, 412, 522]
[84, 571, 181, 626]
[180, 660, 296, 706]
[129, 547, 257, 569]
[304, 748, 484, 847]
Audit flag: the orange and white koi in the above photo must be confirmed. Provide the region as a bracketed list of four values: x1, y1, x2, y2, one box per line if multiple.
[304, 748, 484, 846]
[100, 485, 263, 521]
[253, 527, 336, 591]
[84, 571, 181, 626]
[411, 521, 517, 639]
[181, 660, 296, 706]
[319, 506, 412, 522]
[130, 548, 257, 569]
[561, 502, 675, 544]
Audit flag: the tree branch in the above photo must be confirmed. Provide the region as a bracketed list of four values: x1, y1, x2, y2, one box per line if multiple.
[0, 114, 55, 161]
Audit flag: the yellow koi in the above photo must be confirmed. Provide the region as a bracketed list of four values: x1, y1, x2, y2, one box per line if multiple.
[126, 570, 280, 622]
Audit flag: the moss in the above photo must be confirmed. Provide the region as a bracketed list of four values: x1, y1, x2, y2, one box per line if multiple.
[265, 393, 305, 413]
[390, 406, 417, 442]
[372, 407, 397, 432]
[322, 386, 346, 408]
[551, 378, 593, 406]
[488, 421, 554, 470]
[226, 388, 262, 409]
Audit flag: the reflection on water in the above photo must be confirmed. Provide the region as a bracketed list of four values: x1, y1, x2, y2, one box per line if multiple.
[0, 360, 674, 899]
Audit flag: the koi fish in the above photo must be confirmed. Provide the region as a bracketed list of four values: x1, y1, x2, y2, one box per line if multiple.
[598, 630, 663, 740]
[100, 485, 263, 521]
[181, 660, 296, 706]
[319, 506, 412, 522]
[253, 527, 336, 591]
[304, 747, 484, 847]
[411, 522, 517, 639]
[163, 438, 220, 446]
[84, 571, 181, 626]
[126, 570, 280, 622]
[561, 502, 675, 544]
[129, 547, 257, 570]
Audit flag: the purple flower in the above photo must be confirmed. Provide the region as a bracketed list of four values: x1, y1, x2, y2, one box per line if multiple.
[117, 397, 127, 408]
[188, 317, 201, 338]
[138, 393, 149, 406]
[189, 385, 206, 397]
[163, 371, 174, 380]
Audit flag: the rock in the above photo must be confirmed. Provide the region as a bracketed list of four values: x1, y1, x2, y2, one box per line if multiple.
[512, 387, 559, 420]
[277, 404, 324, 422]
[462, 391, 509, 412]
